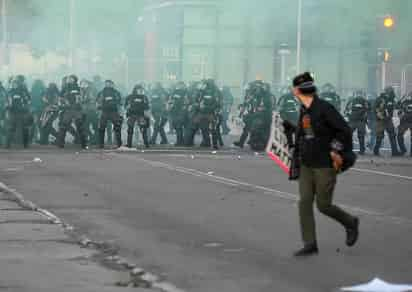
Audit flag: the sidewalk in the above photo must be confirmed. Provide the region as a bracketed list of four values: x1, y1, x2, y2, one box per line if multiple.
[0, 184, 155, 292]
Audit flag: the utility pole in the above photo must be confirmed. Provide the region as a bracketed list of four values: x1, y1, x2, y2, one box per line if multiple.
[296, 0, 302, 74]
[68, 0, 75, 70]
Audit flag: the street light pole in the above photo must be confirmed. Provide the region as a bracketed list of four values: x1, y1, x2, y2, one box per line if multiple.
[1, 0, 8, 72]
[279, 44, 291, 86]
[296, 0, 302, 74]
[381, 61, 387, 91]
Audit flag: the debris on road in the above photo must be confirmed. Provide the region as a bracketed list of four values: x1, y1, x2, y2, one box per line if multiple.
[204, 242, 223, 248]
[131, 267, 145, 276]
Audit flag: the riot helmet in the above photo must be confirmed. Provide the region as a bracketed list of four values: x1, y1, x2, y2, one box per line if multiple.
[321, 83, 335, 93]
[133, 84, 145, 96]
[104, 80, 114, 89]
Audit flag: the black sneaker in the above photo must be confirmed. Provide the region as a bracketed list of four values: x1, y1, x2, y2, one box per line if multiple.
[293, 243, 319, 257]
[346, 217, 359, 247]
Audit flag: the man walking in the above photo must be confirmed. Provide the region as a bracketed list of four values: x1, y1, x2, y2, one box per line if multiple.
[290, 72, 359, 257]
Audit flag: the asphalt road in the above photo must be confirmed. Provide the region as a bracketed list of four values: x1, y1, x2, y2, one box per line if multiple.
[1, 146, 412, 292]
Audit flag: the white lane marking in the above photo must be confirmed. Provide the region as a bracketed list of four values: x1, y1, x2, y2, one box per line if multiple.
[223, 248, 245, 253]
[141, 157, 298, 200]
[111, 154, 412, 222]
[3, 168, 22, 172]
[351, 167, 412, 181]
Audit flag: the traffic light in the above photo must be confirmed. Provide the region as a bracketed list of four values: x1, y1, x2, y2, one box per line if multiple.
[383, 15, 394, 28]
[377, 48, 391, 63]
[383, 50, 390, 62]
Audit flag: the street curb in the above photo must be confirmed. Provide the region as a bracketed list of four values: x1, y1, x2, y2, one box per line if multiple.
[0, 181, 185, 292]
[0, 182, 62, 224]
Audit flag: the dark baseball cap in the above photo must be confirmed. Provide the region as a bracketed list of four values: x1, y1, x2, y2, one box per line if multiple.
[293, 72, 317, 94]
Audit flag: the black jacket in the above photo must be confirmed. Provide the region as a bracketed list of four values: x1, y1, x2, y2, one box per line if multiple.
[294, 95, 353, 169]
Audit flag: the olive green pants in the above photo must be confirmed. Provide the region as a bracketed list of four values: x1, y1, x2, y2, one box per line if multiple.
[298, 165, 355, 244]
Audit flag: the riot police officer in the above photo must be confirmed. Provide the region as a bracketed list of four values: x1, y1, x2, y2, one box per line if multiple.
[277, 87, 300, 147]
[57, 75, 87, 149]
[0, 82, 7, 145]
[373, 86, 400, 156]
[344, 90, 369, 155]
[233, 82, 255, 148]
[30, 79, 47, 144]
[247, 80, 273, 151]
[168, 82, 187, 146]
[39, 83, 60, 145]
[197, 79, 221, 149]
[397, 92, 412, 156]
[80, 79, 99, 145]
[221, 86, 234, 135]
[97, 80, 123, 149]
[320, 83, 341, 112]
[149, 82, 168, 145]
[366, 93, 377, 150]
[5, 79, 33, 148]
[125, 85, 150, 148]
[184, 81, 202, 147]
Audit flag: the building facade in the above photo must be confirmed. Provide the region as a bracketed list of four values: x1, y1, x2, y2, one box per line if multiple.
[142, 0, 411, 96]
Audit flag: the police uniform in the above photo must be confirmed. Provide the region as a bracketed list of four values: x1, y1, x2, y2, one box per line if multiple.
[168, 87, 187, 146]
[183, 83, 201, 146]
[221, 87, 234, 135]
[97, 85, 123, 148]
[57, 82, 87, 149]
[373, 92, 400, 156]
[345, 95, 369, 155]
[5, 85, 33, 148]
[320, 90, 341, 112]
[0, 83, 7, 145]
[149, 86, 168, 145]
[366, 94, 377, 150]
[234, 95, 253, 148]
[80, 83, 99, 145]
[248, 86, 272, 151]
[125, 89, 150, 148]
[277, 92, 299, 147]
[198, 85, 221, 149]
[397, 94, 412, 156]
[39, 85, 60, 145]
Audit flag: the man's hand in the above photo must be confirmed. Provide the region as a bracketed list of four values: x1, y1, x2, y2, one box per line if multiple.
[330, 151, 343, 172]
